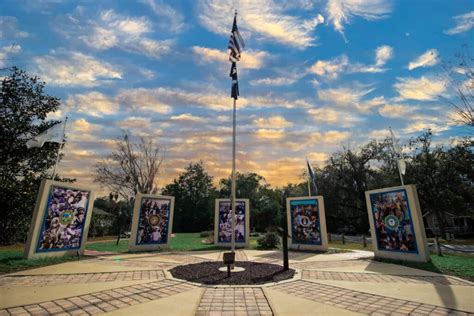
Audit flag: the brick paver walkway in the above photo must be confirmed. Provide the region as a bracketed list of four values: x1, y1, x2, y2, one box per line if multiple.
[0, 279, 196, 315]
[1, 250, 472, 316]
[272, 280, 471, 315]
[301, 270, 472, 286]
[196, 288, 273, 316]
[0, 270, 165, 287]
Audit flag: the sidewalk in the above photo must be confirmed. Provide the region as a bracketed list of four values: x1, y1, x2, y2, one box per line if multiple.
[0, 249, 472, 315]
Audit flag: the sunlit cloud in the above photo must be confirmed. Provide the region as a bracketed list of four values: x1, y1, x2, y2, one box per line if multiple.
[192, 46, 269, 69]
[254, 115, 293, 128]
[308, 45, 393, 80]
[393, 76, 446, 101]
[408, 49, 439, 70]
[197, 0, 324, 48]
[378, 104, 417, 118]
[34, 51, 122, 87]
[65, 91, 119, 117]
[325, 0, 392, 40]
[444, 11, 474, 35]
[170, 113, 208, 122]
[57, 8, 173, 59]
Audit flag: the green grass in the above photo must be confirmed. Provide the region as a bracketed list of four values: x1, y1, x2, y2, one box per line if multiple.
[328, 240, 369, 251]
[376, 253, 474, 281]
[0, 249, 78, 275]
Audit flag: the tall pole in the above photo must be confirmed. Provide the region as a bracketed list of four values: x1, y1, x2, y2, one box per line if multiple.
[231, 97, 237, 253]
[51, 116, 68, 180]
[389, 127, 405, 186]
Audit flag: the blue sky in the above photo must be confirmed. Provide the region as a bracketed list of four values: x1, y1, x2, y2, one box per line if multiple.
[1, 0, 472, 190]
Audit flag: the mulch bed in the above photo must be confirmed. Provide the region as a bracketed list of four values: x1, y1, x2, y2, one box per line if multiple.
[169, 261, 295, 285]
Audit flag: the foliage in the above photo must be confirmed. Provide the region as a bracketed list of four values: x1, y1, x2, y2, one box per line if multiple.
[256, 231, 280, 249]
[441, 45, 473, 128]
[95, 132, 164, 202]
[0, 67, 72, 244]
[219, 172, 282, 232]
[162, 162, 217, 232]
[405, 132, 474, 236]
[315, 140, 393, 233]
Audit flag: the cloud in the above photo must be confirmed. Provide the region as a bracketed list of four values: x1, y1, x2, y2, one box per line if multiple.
[375, 45, 393, 66]
[34, 51, 122, 87]
[0, 16, 28, 39]
[402, 121, 450, 134]
[378, 104, 417, 118]
[197, 0, 324, 48]
[138, 0, 185, 33]
[444, 11, 474, 35]
[408, 49, 439, 70]
[0, 43, 21, 67]
[170, 113, 207, 122]
[68, 118, 103, 141]
[393, 76, 446, 101]
[118, 117, 152, 129]
[117, 88, 172, 114]
[317, 84, 382, 112]
[255, 128, 285, 140]
[307, 107, 362, 127]
[254, 116, 293, 128]
[57, 8, 173, 59]
[192, 46, 269, 69]
[65, 91, 119, 117]
[249, 76, 300, 86]
[325, 0, 392, 40]
[308, 55, 349, 80]
[308, 45, 393, 80]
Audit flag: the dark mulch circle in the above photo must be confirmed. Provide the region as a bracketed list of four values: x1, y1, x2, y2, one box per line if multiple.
[169, 261, 295, 285]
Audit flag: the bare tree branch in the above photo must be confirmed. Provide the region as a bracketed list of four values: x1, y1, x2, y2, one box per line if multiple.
[95, 132, 165, 201]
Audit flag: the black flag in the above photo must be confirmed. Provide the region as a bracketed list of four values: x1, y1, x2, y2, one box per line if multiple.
[230, 62, 239, 99]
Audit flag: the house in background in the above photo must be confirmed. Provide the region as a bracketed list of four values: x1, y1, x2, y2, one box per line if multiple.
[423, 211, 474, 237]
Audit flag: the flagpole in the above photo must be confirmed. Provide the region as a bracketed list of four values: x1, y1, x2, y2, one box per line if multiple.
[231, 95, 237, 253]
[389, 126, 405, 186]
[51, 116, 68, 180]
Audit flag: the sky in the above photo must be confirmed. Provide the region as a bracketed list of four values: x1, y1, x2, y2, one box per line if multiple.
[1, 0, 472, 193]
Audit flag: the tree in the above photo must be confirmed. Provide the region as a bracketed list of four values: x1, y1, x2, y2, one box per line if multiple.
[219, 172, 282, 232]
[0, 67, 70, 243]
[405, 131, 474, 236]
[95, 133, 164, 201]
[162, 162, 217, 232]
[441, 45, 473, 128]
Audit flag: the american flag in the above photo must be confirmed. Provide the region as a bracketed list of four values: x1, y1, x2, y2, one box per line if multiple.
[228, 12, 245, 99]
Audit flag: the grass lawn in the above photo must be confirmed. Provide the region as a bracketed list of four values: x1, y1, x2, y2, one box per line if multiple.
[0, 248, 78, 275]
[329, 240, 370, 251]
[375, 253, 474, 282]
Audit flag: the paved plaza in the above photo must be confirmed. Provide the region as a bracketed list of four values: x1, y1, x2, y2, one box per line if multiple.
[0, 249, 473, 315]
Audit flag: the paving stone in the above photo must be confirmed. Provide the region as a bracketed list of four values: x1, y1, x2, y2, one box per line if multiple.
[272, 280, 472, 316]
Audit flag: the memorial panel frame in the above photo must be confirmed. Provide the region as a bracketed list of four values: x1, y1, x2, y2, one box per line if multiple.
[286, 196, 328, 252]
[365, 184, 430, 262]
[129, 193, 175, 252]
[24, 179, 95, 259]
[214, 198, 250, 248]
